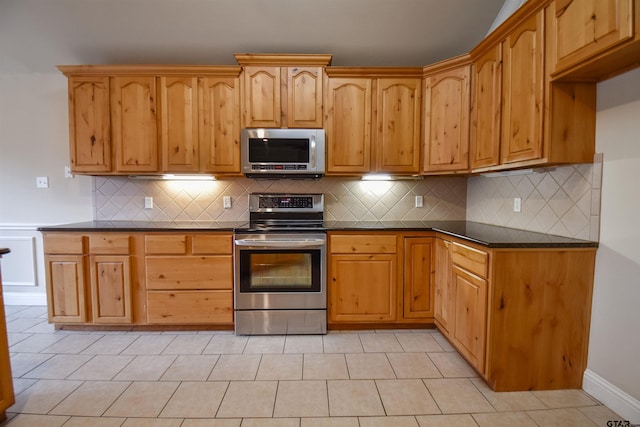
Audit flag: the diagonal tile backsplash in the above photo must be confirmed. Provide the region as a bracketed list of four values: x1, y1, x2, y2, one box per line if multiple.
[466, 154, 603, 241]
[93, 176, 468, 223]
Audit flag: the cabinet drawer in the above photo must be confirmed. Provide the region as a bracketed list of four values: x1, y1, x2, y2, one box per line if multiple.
[330, 234, 397, 254]
[147, 290, 233, 324]
[44, 234, 85, 254]
[146, 256, 232, 290]
[145, 235, 187, 255]
[89, 234, 131, 254]
[192, 234, 232, 255]
[451, 242, 488, 278]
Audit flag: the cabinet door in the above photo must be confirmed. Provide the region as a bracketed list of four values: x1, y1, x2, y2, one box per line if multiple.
[90, 255, 132, 324]
[470, 44, 502, 170]
[67, 77, 112, 172]
[242, 66, 281, 127]
[45, 255, 87, 323]
[159, 77, 199, 172]
[501, 11, 545, 164]
[376, 78, 422, 173]
[403, 237, 434, 319]
[329, 254, 397, 322]
[286, 66, 323, 128]
[199, 76, 241, 173]
[325, 78, 373, 173]
[452, 265, 487, 373]
[434, 239, 454, 333]
[554, 0, 634, 72]
[423, 67, 470, 172]
[112, 76, 159, 172]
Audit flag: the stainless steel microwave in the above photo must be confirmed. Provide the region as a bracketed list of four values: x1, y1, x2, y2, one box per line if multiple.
[241, 128, 325, 179]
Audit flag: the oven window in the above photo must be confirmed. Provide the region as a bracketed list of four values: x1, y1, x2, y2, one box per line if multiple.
[248, 138, 310, 163]
[239, 249, 321, 293]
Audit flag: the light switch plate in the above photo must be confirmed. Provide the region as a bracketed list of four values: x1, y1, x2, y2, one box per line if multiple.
[513, 197, 522, 212]
[144, 197, 153, 209]
[415, 195, 423, 208]
[223, 196, 232, 209]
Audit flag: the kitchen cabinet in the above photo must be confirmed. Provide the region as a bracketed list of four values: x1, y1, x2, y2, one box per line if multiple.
[235, 54, 331, 128]
[111, 76, 159, 173]
[145, 233, 233, 325]
[325, 68, 422, 174]
[434, 234, 597, 391]
[403, 236, 435, 319]
[470, 44, 502, 169]
[469, 1, 597, 172]
[552, 0, 635, 77]
[88, 234, 133, 324]
[44, 234, 88, 323]
[58, 66, 243, 176]
[0, 249, 15, 421]
[422, 56, 471, 173]
[328, 233, 398, 323]
[66, 76, 112, 173]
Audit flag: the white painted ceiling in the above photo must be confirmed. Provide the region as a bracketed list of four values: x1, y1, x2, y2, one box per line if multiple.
[0, 0, 507, 73]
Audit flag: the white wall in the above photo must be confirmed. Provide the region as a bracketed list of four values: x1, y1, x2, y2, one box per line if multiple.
[583, 68, 640, 423]
[0, 73, 93, 304]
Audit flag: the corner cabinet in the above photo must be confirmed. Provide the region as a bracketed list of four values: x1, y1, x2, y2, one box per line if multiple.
[58, 65, 243, 175]
[422, 55, 471, 173]
[434, 234, 597, 391]
[325, 68, 422, 175]
[234, 54, 332, 128]
[469, 1, 597, 172]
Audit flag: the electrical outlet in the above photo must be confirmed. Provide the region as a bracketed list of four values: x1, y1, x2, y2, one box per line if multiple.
[513, 197, 522, 212]
[415, 195, 423, 208]
[223, 196, 232, 209]
[36, 176, 49, 188]
[144, 197, 153, 209]
[64, 166, 74, 179]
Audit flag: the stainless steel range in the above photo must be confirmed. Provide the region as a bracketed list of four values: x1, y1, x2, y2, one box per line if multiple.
[233, 193, 326, 335]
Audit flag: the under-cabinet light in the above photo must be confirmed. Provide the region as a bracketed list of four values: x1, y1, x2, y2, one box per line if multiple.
[162, 174, 215, 181]
[361, 174, 424, 181]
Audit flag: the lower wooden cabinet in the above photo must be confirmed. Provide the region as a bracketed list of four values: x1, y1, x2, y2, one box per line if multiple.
[89, 255, 132, 324]
[45, 254, 88, 323]
[403, 237, 435, 319]
[0, 250, 15, 420]
[144, 233, 233, 325]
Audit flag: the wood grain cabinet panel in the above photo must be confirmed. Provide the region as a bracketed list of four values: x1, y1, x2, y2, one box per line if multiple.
[287, 66, 324, 128]
[330, 234, 397, 254]
[0, 253, 15, 420]
[67, 76, 111, 173]
[111, 76, 159, 172]
[145, 235, 188, 255]
[147, 291, 233, 324]
[160, 77, 199, 172]
[242, 66, 281, 128]
[403, 237, 435, 319]
[45, 255, 87, 323]
[146, 256, 232, 290]
[89, 255, 132, 324]
[423, 63, 471, 173]
[434, 238, 454, 333]
[199, 76, 241, 173]
[553, 0, 634, 73]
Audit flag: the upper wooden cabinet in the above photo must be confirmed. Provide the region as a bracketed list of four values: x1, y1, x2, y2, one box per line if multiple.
[66, 76, 111, 172]
[551, 0, 638, 79]
[58, 66, 242, 175]
[469, 1, 597, 173]
[234, 54, 331, 128]
[325, 68, 422, 175]
[422, 55, 471, 173]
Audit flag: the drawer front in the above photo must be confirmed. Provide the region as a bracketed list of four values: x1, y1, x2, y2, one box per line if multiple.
[89, 234, 131, 254]
[147, 290, 233, 324]
[145, 235, 187, 255]
[330, 234, 397, 254]
[192, 234, 232, 255]
[44, 234, 85, 254]
[451, 242, 488, 278]
[146, 256, 233, 290]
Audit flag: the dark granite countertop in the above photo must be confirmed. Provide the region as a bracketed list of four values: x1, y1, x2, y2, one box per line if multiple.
[0, 248, 10, 256]
[38, 220, 598, 249]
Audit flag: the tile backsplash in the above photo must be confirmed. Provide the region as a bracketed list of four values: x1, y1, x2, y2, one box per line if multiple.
[466, 154, 603, 241]
[93, 176, 467, 223]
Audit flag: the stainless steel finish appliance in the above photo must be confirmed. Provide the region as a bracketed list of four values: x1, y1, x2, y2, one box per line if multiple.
[241, 128, 325, 179]
[234, 193, 327, 335]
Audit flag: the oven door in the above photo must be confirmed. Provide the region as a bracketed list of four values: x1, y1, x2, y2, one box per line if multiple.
[234, 233, 326, 310]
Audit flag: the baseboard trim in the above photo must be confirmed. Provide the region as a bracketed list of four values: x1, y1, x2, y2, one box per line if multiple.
[3, 292, 47, 306]
[583, 369, 640, 423]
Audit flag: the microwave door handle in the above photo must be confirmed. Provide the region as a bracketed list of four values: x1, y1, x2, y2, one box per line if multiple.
[310, 135, 316, 168]
[234, 239, 325, 248]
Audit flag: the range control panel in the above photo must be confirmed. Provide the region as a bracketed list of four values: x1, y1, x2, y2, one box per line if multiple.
[258, 196, 313, 209]
[249, 193, 324, 213]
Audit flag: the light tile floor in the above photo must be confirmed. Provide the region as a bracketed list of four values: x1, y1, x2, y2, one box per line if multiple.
[1, 305, 627, 427]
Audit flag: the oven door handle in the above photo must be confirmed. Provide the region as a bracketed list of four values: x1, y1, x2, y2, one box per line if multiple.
[234, 239, 325, 248]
